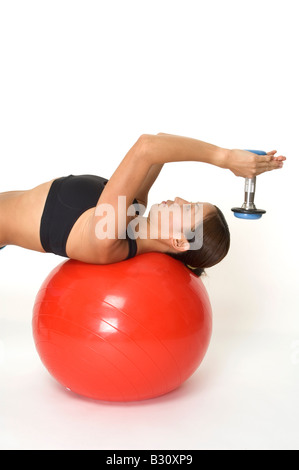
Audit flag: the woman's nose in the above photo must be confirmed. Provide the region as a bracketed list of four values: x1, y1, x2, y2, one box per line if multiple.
[175, 197, 188, 205]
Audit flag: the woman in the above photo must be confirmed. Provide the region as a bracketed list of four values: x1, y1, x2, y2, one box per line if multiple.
[0, 133, 286, 276]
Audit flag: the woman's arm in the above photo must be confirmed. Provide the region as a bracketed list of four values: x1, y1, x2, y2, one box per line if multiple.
[134, 133, 187, 207]
[143, 133, 285, 178]
[134, 162, 164, 208]
[90, 133, 285, 262]
[134, 132, 223, 206]
[90, 136, 153, 261]
[133, 133, 184, 207]
[145, 133, 228, 168]
[91, 133, 228, 262]
[134, 131, 218, 207]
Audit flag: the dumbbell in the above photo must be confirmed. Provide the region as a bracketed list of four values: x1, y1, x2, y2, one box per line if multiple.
[231, 150, 267, 220]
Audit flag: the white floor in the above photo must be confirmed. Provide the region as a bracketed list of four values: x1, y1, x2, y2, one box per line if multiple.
[1, 281, 298, 450]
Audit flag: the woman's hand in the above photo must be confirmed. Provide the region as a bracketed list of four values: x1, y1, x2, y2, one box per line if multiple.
[226, 149, 286, 178]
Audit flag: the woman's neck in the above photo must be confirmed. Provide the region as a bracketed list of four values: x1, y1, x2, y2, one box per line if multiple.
[129, 216, 169, 256]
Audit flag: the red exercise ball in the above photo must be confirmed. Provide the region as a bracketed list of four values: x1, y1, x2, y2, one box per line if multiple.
[32, 253, 212, 402]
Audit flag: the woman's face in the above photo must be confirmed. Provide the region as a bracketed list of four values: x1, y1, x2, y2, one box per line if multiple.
[147, 197, 215, 241]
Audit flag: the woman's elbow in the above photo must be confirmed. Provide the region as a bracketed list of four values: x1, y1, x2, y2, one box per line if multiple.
[137, 133, 154, 149]
[135, 134, 158, 163]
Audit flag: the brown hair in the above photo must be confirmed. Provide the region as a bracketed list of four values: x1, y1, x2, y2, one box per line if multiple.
[167, 206, 230, 277]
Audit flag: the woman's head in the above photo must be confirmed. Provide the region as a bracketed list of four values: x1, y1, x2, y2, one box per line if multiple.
[147, 197, 230, 276]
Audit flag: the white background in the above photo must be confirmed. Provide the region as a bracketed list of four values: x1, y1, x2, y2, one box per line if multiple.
[0, 0, 298, 450]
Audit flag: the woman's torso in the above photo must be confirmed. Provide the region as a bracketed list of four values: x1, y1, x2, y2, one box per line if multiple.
[0, 176, 118, 263]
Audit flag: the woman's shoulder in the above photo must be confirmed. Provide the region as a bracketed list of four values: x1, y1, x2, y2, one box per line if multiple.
[66, 208, 136, 264]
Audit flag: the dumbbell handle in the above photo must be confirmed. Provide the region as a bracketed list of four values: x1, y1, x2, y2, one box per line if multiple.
[242, 177, 257, 211]
[231, 150, 267, 219]
[242, 150, 267, 210]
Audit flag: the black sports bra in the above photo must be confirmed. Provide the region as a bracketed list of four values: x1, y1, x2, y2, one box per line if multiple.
[40, 174, 138, 260]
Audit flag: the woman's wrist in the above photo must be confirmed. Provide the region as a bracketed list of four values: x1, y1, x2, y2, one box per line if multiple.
[214, 147, 231, 169]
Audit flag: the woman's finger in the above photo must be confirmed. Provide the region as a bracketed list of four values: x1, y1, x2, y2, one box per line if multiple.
[256, 153, 286, 164]
[256, 154, 273, 164]
[256, 160, 284, 175]
[272, 155, 286, 161]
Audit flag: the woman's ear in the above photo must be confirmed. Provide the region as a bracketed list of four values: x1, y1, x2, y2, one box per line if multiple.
[171, 237, 190, 252]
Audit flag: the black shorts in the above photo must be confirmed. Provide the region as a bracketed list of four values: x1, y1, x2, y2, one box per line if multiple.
[40, 174, 138, 259]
